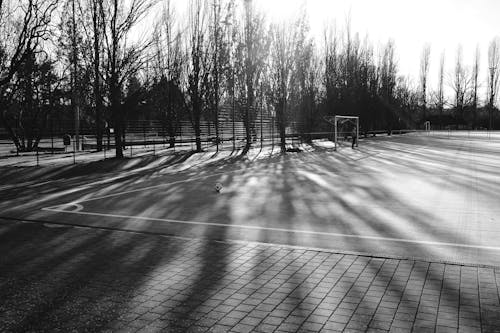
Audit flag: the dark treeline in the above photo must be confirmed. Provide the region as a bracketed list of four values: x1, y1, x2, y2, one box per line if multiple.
[1, 0, 499, 156]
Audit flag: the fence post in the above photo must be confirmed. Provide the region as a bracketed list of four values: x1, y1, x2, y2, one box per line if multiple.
[260, 101, 263, 150]
[179, 125, 183, 152]
[271, 117, 275, 152]
[232, 106, 235, 151]
[207, 122, 210, 150]
[51, 123, 54, 155]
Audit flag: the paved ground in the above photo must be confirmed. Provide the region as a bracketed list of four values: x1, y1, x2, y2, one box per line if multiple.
[3, 132, 500, 266]
[2, 132, 500, 332]
[1, 219, 500, 333]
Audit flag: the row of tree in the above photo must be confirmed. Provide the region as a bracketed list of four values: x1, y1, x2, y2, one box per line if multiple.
[1, 0, 499, 156]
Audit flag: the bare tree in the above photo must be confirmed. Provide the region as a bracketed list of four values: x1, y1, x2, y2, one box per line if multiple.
[101, 0, 155, 158]
[207, 0, 231, 152]
[89, 0, 104, 150]
[487, 37, 500, 130]
[0, 0, 59, 150]
[436, 51, 445, 129]
[0, 0, 58, 86]
[158, 0, 183, 148]
[148, 0, 184, 149]
[71, 0, 81, 150]
[186, 0, 209, 152]
[471, 45, 480, 128]
[268, 22, 295, 153]
[298, 39, 320, 142]
[291, 10, 316, 141]
[419, 44, 430, 123]
[379, 40, 398, 131]
[395, 76, 419, 124]
[450, 45, 472, 127]
[221, 0, 236, 151]
[239, 0, 268, 153]
[323, 24, 339, 117]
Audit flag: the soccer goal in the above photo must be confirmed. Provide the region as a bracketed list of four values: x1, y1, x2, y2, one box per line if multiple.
[424, 121, 431, 132]
[324, 115, 359, 150]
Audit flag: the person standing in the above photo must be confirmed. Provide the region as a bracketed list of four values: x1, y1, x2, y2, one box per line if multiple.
[351, 126, 357, 148]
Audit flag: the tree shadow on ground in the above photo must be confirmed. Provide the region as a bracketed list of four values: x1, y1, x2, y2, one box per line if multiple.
[1, 135, 499, 331]
[0, 220, 186, 332]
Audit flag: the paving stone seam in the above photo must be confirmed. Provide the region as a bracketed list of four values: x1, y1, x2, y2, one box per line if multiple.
[412, 261, 435, 331]
[476, 265, 485, 332]
[121, 240, 255, 325]
[299, 254, 363, 330]
[207, 245, 294, 330]
[374, 259, 413, 331]
[394, 260, 419, 331]
[367, 258, 402, 330]
[279, 251, 347, 331]
[495, 269, 500, 310]
[249, 250, 333, 331]
[2, 216, 499, 270]
[321, 256, 384, 332]
[0, 219, 497, 332]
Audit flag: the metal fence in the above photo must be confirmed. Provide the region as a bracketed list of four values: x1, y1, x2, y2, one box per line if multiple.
[0, 115, 326, 167]
[2, 115, 499, 167]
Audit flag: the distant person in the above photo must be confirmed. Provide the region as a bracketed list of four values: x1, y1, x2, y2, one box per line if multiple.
[351, 127, 357, 149]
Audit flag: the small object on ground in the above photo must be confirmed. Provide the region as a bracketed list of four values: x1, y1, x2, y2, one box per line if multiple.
[214, 182, 223, 193]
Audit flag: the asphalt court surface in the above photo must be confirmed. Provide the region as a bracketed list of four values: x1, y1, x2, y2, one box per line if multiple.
[3, 132, 500, 267]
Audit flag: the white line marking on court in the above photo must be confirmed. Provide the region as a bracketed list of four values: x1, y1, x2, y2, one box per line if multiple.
[41, 206, 500, 252]
[44, 203, 83, 212]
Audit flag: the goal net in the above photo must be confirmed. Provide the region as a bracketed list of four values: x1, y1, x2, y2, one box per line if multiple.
[424, 121, 431, 132]
[324, 115, 359, 150]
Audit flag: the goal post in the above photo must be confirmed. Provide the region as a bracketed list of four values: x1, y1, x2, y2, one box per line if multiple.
[324, 115, 359, 150]
[424, 121, 431, 132]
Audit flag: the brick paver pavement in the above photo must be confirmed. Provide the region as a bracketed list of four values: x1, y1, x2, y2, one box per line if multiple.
[1, 219, 499, 333]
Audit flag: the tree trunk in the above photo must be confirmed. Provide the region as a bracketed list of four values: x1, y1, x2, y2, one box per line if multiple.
[167, 86, 176, 148]
[194, 115, 202, 152]
[168, 116, 176, 148]
[278, 99, 286, 153]
[93, 0, 103, 151]
[114, 126, 123, 158]
[111, 81, 123, 158]
[243, 106, 252, 154]
[0, 109, 21, 150]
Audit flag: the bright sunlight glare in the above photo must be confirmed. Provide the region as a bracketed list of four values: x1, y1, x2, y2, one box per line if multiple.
[165, 0, 499, 92]
[254, 0, 499, 88]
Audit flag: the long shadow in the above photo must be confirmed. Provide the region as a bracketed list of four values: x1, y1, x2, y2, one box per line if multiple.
[318, 250, 488, 331]
[0, 150, 197, 188]
[0, 135, 498, 331]
[261, 156, 312, 326]
[0, 151, 203, 214]
[0, 219, 185, 332]
[365, 137, 500, 205]
[4, 135, 488, 261]
[164, 214, 230, 329]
